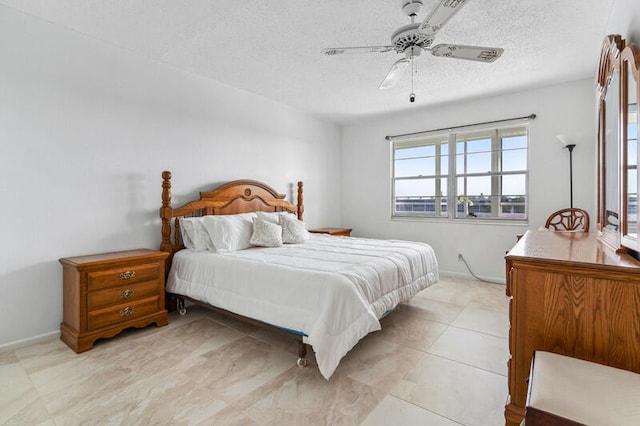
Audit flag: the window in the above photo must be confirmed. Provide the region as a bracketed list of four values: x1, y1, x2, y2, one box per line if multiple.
[627, 104, 637, 225]
[392, 124, 528, 221]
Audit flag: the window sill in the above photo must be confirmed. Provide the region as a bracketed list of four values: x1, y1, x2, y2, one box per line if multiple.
[390, 216, 530, 227]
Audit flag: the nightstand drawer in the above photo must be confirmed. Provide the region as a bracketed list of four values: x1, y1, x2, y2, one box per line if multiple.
[88, 263, 161, 291]
[88, 280, 160, 311]
[88, 296, 159, 331]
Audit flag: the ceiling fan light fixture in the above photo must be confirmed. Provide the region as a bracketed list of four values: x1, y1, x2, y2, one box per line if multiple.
[379, 58, 409, 90]
[405, 45, 422, 59]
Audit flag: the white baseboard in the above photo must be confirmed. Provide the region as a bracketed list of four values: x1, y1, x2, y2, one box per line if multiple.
[0, 330, 60, 353]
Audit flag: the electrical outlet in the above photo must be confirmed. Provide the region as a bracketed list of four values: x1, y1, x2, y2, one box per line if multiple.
[457, 253, 463, 262]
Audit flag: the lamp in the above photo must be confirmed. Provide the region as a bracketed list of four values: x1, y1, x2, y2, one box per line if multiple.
[557, 135, 576, 208]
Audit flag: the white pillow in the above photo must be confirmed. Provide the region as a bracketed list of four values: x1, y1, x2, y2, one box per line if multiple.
[280, 212, 299, 220]
[179, 218, 195, 250]
[279, 213, 309, 244]
[202, 213, 256, 252]
[179, 217, 212, 251]
[250, 217, 283, 247]
[256, 211, 301, 223]
[256, 211, 281, 224]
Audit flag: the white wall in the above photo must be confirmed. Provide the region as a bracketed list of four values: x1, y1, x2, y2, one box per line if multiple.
[341, 79, 597, 282]
[606, 0, 640, 44]
[0, 6, 342, 347]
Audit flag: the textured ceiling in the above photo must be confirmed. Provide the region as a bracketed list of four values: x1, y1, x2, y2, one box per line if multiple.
[1, 0, 614, 123]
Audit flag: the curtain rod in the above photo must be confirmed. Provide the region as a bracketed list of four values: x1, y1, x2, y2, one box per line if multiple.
[385, 113, 537, 141]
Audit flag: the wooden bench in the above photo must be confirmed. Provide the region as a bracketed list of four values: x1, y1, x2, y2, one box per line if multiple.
[525, 351, 640, 425]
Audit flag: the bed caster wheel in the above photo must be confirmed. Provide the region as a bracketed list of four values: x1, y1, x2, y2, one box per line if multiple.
[296, 358, 308, 368]
[177, 298, 187, 315]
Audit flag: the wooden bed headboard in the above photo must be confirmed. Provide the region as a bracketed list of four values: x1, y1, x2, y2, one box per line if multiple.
[159, 170, 304, 263]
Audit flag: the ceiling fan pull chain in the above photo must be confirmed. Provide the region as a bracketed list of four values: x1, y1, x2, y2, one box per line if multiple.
[411, 55, 415, 93]
[410, 55, 416, 103]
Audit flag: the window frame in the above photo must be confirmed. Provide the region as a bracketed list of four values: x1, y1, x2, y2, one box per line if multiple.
[390, 123, 529, 222]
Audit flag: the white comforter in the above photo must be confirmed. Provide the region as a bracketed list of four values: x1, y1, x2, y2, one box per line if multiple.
[166, 234, 438, 379]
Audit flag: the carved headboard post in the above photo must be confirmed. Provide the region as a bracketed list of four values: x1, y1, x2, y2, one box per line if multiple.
[160, 171, 173, 256]
[297, 181, 304, 221]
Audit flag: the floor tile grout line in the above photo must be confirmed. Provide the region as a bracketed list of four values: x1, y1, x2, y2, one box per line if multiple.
[416, 295, 508, 316]
[376, 320, 452, 358]
[422, 351, 508, 378]
[446, 323, 509, 339]
[17, 351, 62, 425]
[373, 394, 466, 426]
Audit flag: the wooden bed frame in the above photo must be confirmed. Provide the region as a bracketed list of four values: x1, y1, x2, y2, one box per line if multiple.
[159, 170, 310, 365]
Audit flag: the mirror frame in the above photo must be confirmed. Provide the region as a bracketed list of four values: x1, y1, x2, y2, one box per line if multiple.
[620, 43, 640, 253]
[597, 34, 625, 251]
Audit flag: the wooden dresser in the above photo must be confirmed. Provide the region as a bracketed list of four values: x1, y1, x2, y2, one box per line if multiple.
[504, 230, 640, 426]
[59, 249, 169, 352]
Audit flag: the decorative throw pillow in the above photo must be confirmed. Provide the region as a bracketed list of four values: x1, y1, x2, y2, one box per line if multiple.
[256, 211, 281, 224]
[250, 217, 283, 247]
[280, 213, 309, 244]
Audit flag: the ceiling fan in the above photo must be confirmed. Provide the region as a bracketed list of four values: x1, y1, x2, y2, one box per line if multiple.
[322, 0, 504, 102]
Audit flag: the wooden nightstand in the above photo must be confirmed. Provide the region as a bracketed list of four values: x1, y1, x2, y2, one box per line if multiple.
[59, 249, 169, 353]
[308, 227, 352, 236]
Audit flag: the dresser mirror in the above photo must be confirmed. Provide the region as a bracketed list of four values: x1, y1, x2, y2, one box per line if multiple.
[604, 68, 620, 229]
[621, 44, 640, 252]
[597, 35, 624, 250]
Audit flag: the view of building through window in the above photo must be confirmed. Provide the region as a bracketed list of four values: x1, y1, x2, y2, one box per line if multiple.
[392, 124, 528, 220]
[627, 107, 637, 229]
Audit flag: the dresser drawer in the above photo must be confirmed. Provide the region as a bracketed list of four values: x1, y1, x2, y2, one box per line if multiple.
[88, 280, 160, 310]
[87, 297, 159, 331]
[88, 263, 161, 291]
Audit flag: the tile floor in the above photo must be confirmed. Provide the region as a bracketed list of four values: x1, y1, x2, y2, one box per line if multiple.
[0, 275, 510, 425]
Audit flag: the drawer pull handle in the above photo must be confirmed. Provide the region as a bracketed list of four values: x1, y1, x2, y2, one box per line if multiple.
[119, 306, 135, 317]
[119, 271, 136, 280]
[120, 289, 135, 299]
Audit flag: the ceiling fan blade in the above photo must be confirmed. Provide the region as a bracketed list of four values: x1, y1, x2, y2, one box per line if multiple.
[430, 44, 504, 62]
[379, 58, 409, 90]
[418, 0, 468, 37]
[322, 46, 395, 55]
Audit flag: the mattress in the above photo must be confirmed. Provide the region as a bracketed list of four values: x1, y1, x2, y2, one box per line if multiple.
[166, 233, 439, 379]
